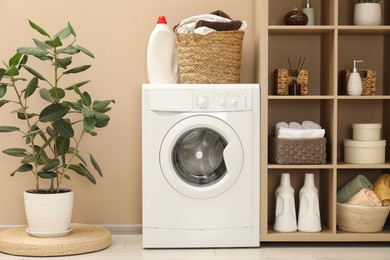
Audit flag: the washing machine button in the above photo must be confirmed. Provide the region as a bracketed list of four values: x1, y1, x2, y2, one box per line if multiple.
[219, 98, 226, 106]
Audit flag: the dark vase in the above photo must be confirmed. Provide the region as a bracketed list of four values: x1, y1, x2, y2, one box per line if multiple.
[284, 9, 309, 25]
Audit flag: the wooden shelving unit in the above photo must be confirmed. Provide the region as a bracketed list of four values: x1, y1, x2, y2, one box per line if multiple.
[257, 0, 390, 242]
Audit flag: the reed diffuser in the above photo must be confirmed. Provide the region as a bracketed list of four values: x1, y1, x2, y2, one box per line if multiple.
[287, 57, 306, 95]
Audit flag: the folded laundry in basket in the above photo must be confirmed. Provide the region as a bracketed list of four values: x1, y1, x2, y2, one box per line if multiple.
[373, 173, 390, 206]
[174, 10, 247, 35]
[337, 175, 373, 203]
[345, 188, 382, 207]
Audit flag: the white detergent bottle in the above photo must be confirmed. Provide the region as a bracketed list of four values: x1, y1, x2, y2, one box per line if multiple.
[147, 16, 179, 84]
[298, 173, 321, 232]
[347, 60, 363, 96]
[273, 173, 297, 233]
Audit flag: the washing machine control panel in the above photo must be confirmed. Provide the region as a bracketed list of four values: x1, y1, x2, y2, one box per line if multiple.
[193, 89, 252, 111]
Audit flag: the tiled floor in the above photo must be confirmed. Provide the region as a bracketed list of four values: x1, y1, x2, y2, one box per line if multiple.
[0, 235, 390, 259]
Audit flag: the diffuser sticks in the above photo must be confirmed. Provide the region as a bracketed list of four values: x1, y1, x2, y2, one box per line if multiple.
[287, 57, 306, 95]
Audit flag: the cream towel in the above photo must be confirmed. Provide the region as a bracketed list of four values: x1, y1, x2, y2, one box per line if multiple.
[345, 188, 382, 207]
[373, 174, 390, 206]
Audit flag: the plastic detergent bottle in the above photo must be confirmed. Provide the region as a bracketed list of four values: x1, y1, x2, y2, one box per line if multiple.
[273, 173, 297, 233]
[147, 16, 179, 84]
[298, 173, 321, 232]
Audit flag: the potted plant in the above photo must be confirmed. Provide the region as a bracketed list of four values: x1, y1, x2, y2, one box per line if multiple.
[0, 21, 114, 237]
[354, 0, 382, 26]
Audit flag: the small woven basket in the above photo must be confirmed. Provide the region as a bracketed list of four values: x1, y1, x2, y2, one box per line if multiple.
[176, 30, 244, 84]
[274, 68, 309, 95]
[269, 137, 326, 165]
[337, 203, 390, 233]
[339, 69, 376, 95]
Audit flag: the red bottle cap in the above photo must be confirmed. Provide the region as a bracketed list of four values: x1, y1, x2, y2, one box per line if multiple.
[157, 16, 167, 24]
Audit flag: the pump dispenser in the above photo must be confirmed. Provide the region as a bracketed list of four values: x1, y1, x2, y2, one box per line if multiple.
[347, 60, 363, 96]
[302, 0, 315, 25]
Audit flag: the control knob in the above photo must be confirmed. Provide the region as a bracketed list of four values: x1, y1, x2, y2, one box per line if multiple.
[230, 98, 238, 106]
[196, 96, 209, 109]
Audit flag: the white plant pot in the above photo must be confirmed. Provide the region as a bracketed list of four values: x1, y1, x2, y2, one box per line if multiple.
[24, 189, 74, 237]
[354, 3, 381, 26]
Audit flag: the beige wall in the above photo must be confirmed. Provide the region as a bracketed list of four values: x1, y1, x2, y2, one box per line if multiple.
[0, 0, 256, 225]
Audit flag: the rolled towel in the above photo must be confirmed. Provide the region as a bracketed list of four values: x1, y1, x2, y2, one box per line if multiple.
[337, 175, 373, 203]
[345, 188, 382, 207]
[289, 122, 302, 129]
[275, 121, 288, 137]
[302, 120, 321, 129]
[373, 174, 390, 206]
[277, 128, 325, 139]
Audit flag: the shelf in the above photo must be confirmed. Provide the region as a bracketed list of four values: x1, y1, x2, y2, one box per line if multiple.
[269, 95, 334, 100]
[264, 226, 334, 242]
[338, 26, 390, 35]
[269, 25, 335, 35]
[337, 96, 390, 100]
[337, 162, 390, 169]
[268, 164, 334, 169]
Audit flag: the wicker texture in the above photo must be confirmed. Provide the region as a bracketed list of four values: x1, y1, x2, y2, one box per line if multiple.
[339, 69, 376, 96]
[0, 223, 111, 257]
[337, 203, 390, 233]
[269, 137, 326, 165]
[176, 30, 244, 84]
[274, 68, 309, 95]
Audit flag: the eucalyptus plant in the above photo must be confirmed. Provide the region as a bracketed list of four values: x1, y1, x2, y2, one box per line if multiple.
[0, 21, 114, 193]
[355, 0, 380, 3]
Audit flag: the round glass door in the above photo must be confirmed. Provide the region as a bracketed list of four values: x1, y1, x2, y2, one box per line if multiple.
[172, 128, 227, 187]
[160, 115, 243, 199]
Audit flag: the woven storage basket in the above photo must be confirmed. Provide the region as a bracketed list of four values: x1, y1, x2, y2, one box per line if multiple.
[274, 68, 309, 95]
[339, 69, 376, 95]
[176, 30, 244, 84]
[337, 203, 390, 233]
[269, 136, 326, 165]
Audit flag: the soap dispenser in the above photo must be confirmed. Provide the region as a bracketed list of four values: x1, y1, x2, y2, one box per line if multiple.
[347, 60, 363, 96]
[302, 0, 315, 25]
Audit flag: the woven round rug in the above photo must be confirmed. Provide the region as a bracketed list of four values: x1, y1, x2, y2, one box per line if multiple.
[0, 223, 111, 257]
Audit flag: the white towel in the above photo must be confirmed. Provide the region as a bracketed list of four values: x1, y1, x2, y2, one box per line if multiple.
[277, 128, 326, 139]
[275, 122, 288, 137]
[289, 122, 303, 129]
[302, 120, 321, 129]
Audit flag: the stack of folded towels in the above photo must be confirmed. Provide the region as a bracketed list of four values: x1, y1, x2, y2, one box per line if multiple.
[275, 120, 325, 139]
[337, 174, 390, 207]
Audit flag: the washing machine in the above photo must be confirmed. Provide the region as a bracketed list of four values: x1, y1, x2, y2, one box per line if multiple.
[142, 84, 260, 248]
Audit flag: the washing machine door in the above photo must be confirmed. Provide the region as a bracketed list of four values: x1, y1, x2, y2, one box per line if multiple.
[160, 115, 243, 199]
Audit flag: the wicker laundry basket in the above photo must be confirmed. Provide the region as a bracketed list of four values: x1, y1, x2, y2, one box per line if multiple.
[176, 30, 244, 84]
[337, 203, 390, 233]
[269, 137, 327, 165]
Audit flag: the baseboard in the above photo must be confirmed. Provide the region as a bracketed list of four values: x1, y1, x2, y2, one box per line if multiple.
[0, 224, 142, 235]
[100, 224, 142, 235]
